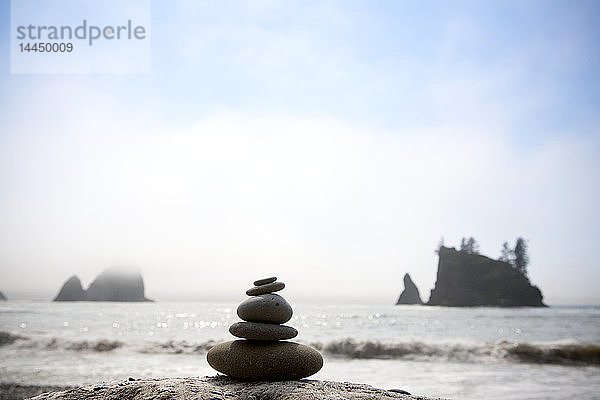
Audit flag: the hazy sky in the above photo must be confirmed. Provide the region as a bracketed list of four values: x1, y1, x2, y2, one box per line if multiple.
[1, 1, 599, 305]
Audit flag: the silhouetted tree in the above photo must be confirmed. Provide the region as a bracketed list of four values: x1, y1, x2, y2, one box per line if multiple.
[466, 237, 479, 254]
[460, 237, 467, 252]
[514, 237, 529, 277]
[435, 237, 445, 254]
[499, 241, 512, 263]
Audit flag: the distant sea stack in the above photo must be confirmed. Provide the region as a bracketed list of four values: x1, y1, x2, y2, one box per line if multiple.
[86, 268, 150, 301]
[428, 247, 545, 307]
[395, 273, 423, 305]
[0, 291, 6, 300]
[54, 268, 152, 302]
[54, 276, 86, 301]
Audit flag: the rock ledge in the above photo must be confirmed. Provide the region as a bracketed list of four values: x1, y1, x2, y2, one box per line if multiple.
[29, 376, 442, 400]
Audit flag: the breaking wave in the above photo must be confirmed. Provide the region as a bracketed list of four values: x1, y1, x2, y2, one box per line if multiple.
[313, 338, 491, 361]
[506, 342, 600, 365]
[0, 331, 27, 346]
[0, 331, 218, 354]
[311, 338, 600, 366]
[138, 339, 217, 354]
[1, 331, 123, 352]
[2, 331, 598, 365]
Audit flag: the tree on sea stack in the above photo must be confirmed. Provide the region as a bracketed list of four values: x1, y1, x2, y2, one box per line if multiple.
[435, 236, 445, 254]
[514, 237, 529, 277]
[499, 241, 512, 263]
[466, 237, 479, 254]
[460, 236, 479, 254]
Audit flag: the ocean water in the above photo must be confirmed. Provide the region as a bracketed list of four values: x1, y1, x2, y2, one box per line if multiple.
[1, 301, 599, 399]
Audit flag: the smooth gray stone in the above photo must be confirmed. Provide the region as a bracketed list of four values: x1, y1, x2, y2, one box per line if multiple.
[207, 340, 323, 380]
[246, 281, 285, 296]
[237, 294, 292, 324]
[229, 322, 298, 341]
[253, 277, 277, 286]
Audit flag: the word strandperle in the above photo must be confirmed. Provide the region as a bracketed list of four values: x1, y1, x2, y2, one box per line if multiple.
[15, 19, 146, 46]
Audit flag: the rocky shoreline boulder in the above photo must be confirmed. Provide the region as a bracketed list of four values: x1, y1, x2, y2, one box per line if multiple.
[29, 377, 436, 400]
[0, 291, 6, 301]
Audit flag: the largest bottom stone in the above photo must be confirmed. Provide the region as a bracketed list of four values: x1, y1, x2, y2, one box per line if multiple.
[207, 340, 323, 380]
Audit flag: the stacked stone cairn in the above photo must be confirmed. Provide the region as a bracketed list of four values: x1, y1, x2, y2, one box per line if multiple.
[207, 277, 323, 380]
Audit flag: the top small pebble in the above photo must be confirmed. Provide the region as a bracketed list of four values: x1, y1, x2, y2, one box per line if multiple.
[253, 277, 277, 286]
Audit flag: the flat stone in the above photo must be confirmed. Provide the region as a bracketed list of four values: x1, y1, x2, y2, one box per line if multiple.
[207, 340, 323, 380]
[253, 277, 276, 286]
[237, 293, 292, 324]
[229, 322, 298, 341]
[245, 281, 285, 296]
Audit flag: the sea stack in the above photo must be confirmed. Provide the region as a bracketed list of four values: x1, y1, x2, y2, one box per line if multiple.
[428, 247, 545, 307]
[207, 277, 323, 380]
[53, 268, 152, 302]
[396, 273, 423, 305]
[54, 276, 86, 301]
[85, 268, 150, 302]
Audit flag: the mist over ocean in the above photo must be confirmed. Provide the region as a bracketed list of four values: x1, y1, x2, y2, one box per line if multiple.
[1, 301, 599, 400]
